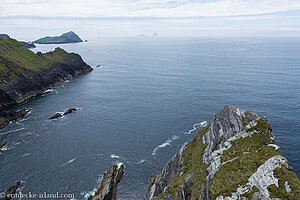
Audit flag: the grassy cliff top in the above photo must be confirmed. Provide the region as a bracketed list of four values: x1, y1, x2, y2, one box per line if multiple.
[34, 31, 83, 44]
[0, 37, 71, 83]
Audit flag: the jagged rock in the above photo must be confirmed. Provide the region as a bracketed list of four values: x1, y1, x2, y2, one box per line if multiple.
[178, 174, 194, 200]
[1, 181, 22, 200]
[0, 108, 31, 129]
[49, 113, 63, 120]
[63, 108, 77, 115]
[88, 164, 124, 200]
[202, 105, 258, 164]
[148, 145, 186, 199]
[148, 105, 300, 200]
[49, 108, 77, 119]
[0, 142, 7, 149]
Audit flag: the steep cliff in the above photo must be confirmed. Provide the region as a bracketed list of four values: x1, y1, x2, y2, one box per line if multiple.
[148, 105, 300, 200]
[0, 37, 92, 108]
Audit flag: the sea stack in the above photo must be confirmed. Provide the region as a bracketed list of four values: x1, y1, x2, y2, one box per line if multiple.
[148, 105, 300, 200]
[89, 164, 125, 200]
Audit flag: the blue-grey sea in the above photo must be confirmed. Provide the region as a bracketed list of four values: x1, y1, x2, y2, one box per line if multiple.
[0, 37, 299, 199]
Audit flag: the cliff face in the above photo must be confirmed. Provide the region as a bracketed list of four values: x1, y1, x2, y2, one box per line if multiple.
[0, 37, 92, 108]
[148, 105, 300, 200]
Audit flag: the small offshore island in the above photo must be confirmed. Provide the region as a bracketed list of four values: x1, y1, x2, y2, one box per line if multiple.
[34, 31, 83, 44]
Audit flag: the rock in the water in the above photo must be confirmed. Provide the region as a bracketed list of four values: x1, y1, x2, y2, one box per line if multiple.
[1, 181, 22, 200]
[49, 113, 63, 120]
[49, 108, 77, 119]
[63, 108, 77, 115]
[0, 142, 7, 148]
[0, 108, 31, 130]
[89, 164, 124, 200]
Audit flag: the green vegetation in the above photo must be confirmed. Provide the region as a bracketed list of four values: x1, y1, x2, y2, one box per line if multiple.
[156, 126, 209, 200]
[268, 166, 300, 199]
[34, 31, 82, 44]
[210, 117, 282, 199]
[0, 37, 71, 84]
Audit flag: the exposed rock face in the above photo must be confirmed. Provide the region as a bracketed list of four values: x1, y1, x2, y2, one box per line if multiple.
[0, 38, 93, 108]
[148, 105, 300, 200]
[202, 106, 258, 164]
[89, 164, 124, 200]
[0, 181, 22, 200]
[0, 108, 31, 129]
[49, 108, 77, 119]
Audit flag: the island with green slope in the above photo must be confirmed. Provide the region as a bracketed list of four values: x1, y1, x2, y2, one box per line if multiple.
[0, 37, 92, 110]
[34, 31, 83, 44]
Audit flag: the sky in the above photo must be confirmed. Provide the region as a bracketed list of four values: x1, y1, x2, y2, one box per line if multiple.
[1, 0, 300, 40]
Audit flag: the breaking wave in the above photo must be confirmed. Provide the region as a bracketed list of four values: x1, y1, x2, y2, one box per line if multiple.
[151, 121, 207, 156]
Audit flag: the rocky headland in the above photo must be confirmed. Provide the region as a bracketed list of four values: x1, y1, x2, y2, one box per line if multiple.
[148, 105, 300, 200]
[89, 164, 125, 200]
[0, 37, 92, 108]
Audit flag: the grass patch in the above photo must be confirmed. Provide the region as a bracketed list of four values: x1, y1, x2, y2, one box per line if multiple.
[0, 38, 71, 84]
[156, 126, 209, 200]
[268, 166, 300, 199]
[210, 117, 282, 199]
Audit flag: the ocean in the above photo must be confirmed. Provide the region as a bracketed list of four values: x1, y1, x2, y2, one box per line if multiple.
[0, 37, 299, 199]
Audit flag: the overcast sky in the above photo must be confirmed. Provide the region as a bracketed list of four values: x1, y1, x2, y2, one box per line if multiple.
[1, 0, 300, 40]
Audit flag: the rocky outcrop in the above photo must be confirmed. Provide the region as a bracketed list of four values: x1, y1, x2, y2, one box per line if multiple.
[0, 181, 22, 200]
[0, 108, 31, 129]
[89, 164, 124, 200]
[148, 105, 300, 200]
[0, 38, 93, 108]
[49, 108, 77, 119]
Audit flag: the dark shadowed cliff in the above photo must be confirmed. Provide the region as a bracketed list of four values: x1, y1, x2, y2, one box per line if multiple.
[0, 37, 92, 108]
[148, 105, 300, 200]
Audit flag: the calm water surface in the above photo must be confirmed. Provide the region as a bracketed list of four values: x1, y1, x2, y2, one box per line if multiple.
[0, 37, 299, 199]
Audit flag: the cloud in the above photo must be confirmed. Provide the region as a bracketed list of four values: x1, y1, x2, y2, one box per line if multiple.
[1, 0, 300, 19]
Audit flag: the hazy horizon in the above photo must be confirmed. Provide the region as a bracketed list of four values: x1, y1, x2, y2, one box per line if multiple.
[1, 0, 300, 41]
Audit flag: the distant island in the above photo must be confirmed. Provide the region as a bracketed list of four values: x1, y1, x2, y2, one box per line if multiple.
[0, 34, 35, 48]
[34, 31, 83, 44]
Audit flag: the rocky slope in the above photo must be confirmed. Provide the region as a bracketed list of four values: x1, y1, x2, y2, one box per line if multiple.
[148, 105, 300, 200]
[0, 37, 92, 108]
[34, 31, 83, 44]
[89, 164, 124, 200]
